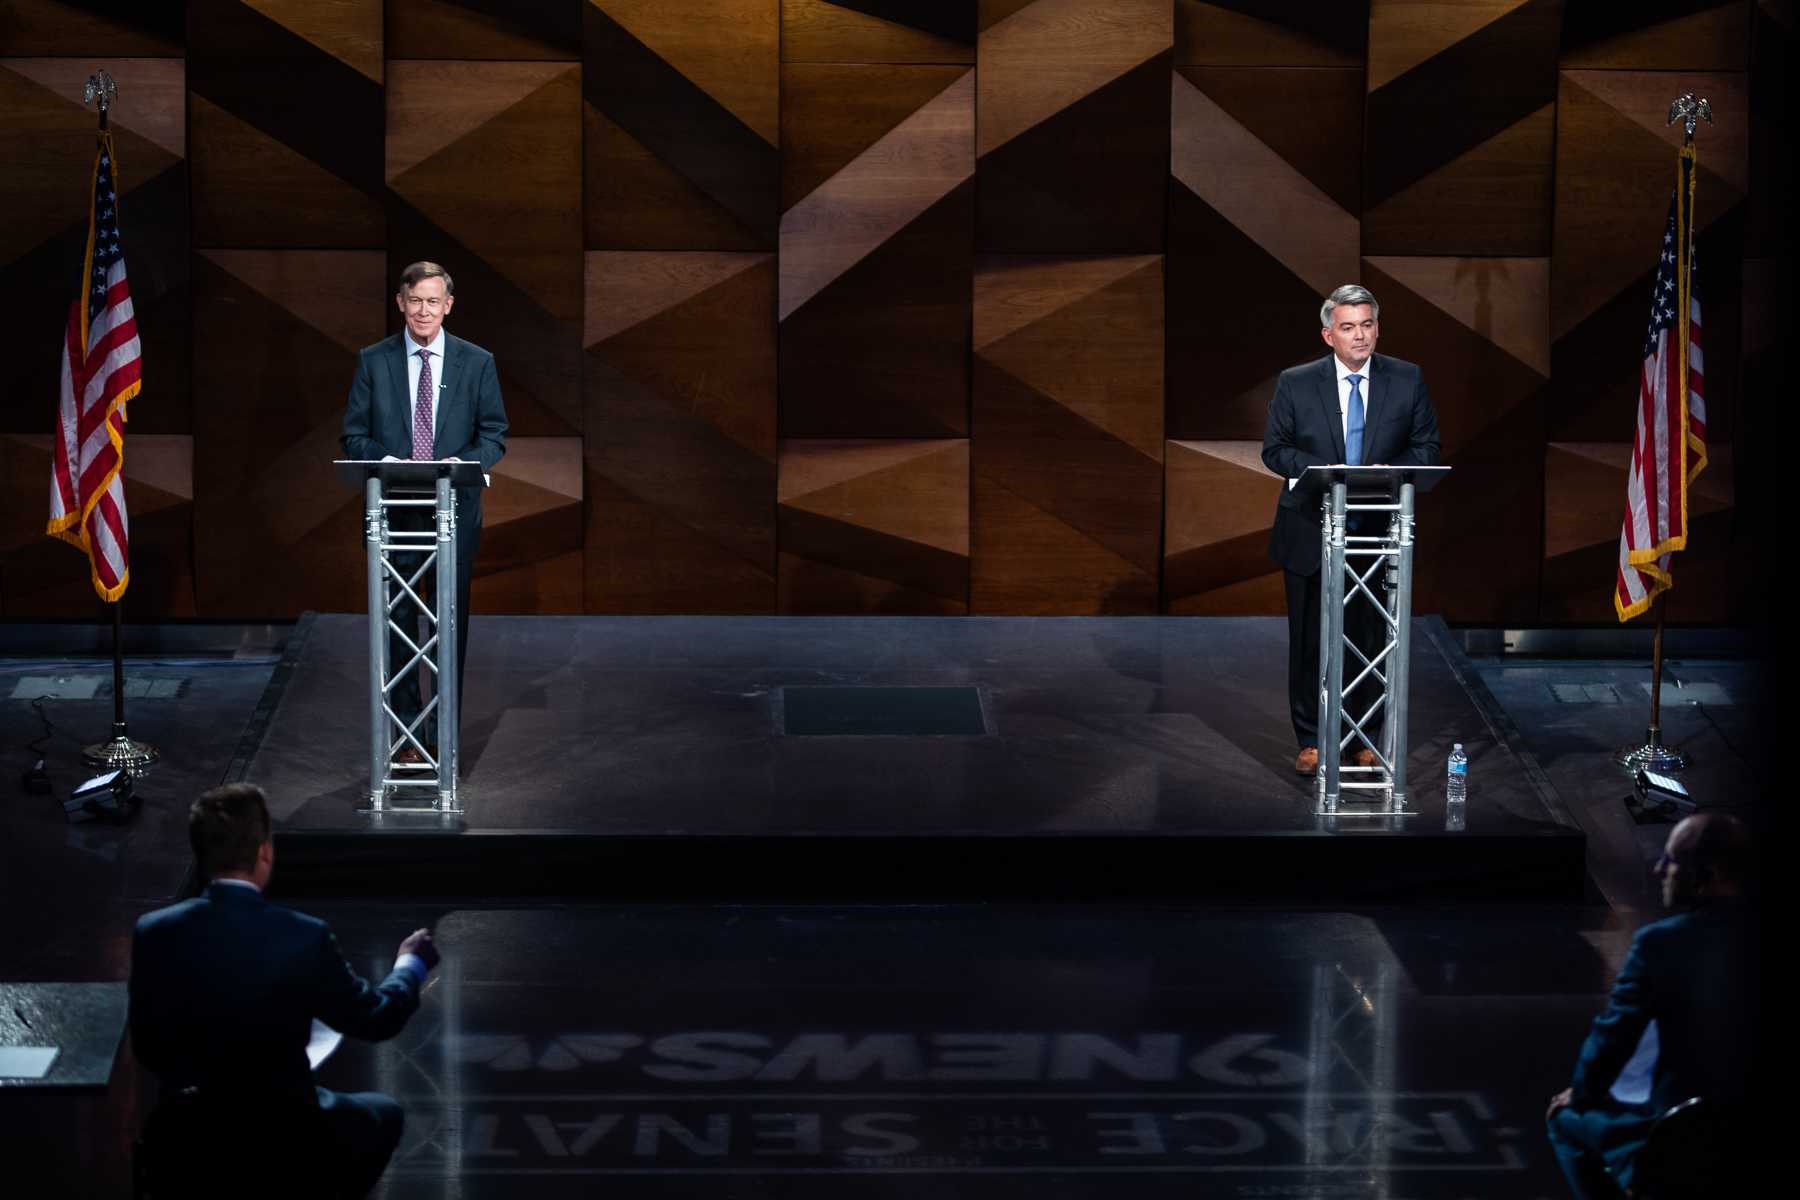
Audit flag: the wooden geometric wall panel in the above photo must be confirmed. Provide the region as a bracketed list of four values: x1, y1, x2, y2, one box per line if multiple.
[189, 250, 386, 619]
[386, 0, 582, 60]
[478, 437, 585, 614]
[0, 1, 1779, 626]
[187, 0, 384, 247]
[1, 2, 183, 54]
[0, 58, 191, 436]
[1361, 256, 1548, 625]
[584, 251, 777, 613]
[783, 0, 976, 64]
[1363, 0, 1561, 256]
[779, 67, 973, 437]
[1176, 0, 1366, 67]
[976, 0, 1172, 251]
[778, 439, 970, 614]
[1163, 441, 1284, 615]
[1167, 69, 1360, 439]
[1540, 443, 1737, 623]
[973, 254, 1164, 614]
[1560, 1, 1750, 70]
[1365, 255, 1550, 378]
[1746, 4, 1790, 259]
[0, 59, 185, 267]
[387, 60, 584, 437]
[1550, 70, 1748, 442]
[0, 434, 195, 619]
[1182, 67, 1364, 214]
[1732, 255, 1776, 626]
[584, 0, 779, 250]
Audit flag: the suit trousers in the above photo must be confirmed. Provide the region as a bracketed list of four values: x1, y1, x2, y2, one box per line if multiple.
[1546, 1104, 1646, 1200]
[1283, 566, 1388, 751]
[385, 505, 475, 750]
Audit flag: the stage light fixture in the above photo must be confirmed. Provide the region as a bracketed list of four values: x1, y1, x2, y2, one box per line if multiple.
[1635, 768, 1695, 814]
[65, 768, 139, 824]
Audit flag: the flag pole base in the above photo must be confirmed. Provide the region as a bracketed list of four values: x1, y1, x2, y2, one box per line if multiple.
[83, 722, 159, 777]
[1614, 726, 1689, 773]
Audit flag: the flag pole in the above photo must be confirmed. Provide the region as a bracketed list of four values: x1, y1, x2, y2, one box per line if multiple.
[1617, 589, 1686, 770]
[1614, 93, 1710, 775]
[71, 67, 158, 777]
[84, 595, 159, 774]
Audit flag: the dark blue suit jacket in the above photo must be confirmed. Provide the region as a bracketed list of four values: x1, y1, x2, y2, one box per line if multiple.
[1566, 900, 1759, 1182]
[1572, 901, 1757, 1110]
[1260, 353, 1441, 576]
[129, 883, 421, 1104]
[340, 331, 508, 559]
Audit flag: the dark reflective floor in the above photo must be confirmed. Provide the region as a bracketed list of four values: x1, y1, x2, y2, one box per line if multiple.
[0, 636, 1770, 1197]
[258, 615, 1565, 835]
[280, 902, 1618, 1198]
[15, 899, 1628, 1196]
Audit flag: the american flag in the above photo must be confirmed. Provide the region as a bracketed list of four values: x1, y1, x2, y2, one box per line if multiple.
[48, 128, 140, 602]
[1615, 148, 1707, 622]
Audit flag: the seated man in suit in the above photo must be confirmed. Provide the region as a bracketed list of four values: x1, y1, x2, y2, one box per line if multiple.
[1261, 284, 1441, 775]
[129, 782, 440, 1197]
[1546, 812, 1759, 1198]
[341, 260, 507, 764]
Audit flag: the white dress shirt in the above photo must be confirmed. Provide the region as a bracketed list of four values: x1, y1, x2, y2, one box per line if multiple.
[1287, 354, 1374, 490]
[403, 326, 447, 451]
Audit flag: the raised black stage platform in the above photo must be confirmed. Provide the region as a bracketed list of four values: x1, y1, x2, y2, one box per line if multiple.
[241, 614, 1583, 901]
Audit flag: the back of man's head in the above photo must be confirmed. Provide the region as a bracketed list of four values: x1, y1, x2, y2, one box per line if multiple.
[1681, 811, 1752, 893]
[189, 783, 270, 880]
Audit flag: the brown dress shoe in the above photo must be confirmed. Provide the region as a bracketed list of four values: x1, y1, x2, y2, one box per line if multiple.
[1351, 748, 1379, 768]
[1294, 747, 1319, 775]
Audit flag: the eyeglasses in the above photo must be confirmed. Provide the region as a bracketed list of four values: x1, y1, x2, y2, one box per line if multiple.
[402, 296, 446, 311]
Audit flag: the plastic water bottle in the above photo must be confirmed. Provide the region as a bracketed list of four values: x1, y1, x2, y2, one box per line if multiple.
[1446, 743, 1468, 830]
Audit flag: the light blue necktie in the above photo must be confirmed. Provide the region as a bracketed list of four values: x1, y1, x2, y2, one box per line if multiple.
[1344, 373, 1365, 466]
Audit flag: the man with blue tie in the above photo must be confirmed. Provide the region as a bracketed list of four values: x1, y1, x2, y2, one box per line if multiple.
[1261, 285, 1441, 776]
[341, 262, 507, 763]
[130, 782, 441, 1196]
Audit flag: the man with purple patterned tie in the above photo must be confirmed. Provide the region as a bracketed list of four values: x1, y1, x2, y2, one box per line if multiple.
[342, 262, 507, 762]
[1260, 285, 1439, 777]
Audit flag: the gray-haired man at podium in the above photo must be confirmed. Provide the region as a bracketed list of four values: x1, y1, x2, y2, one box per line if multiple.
[1260, 284, 1440, 777]
[341, 261, 507, 762]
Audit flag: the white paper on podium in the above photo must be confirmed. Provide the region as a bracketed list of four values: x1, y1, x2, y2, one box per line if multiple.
[307, 1021, 343, 1072]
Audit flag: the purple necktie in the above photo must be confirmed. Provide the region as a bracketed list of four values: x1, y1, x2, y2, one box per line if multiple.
[412, 349, 434, 460]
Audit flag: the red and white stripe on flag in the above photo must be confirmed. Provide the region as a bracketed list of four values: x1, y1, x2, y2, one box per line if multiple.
[1615, 146, 1708, 622]
[47, 128, 139, 602]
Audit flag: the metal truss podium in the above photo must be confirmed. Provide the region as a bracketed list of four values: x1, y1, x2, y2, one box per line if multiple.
[336, 460, 486, 814]
[1296, 465, 1450, 816]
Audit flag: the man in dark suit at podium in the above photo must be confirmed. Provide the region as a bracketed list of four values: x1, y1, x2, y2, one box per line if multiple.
[129, 783, 440, 1196]
[341, 261, 507, 761]
[1261, 284, 1440, 776]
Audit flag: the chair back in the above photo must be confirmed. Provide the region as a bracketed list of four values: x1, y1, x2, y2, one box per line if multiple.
[1631, 1097, 1740, 1199]
[135, 1085, 327, 1199]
